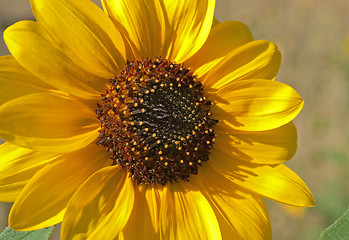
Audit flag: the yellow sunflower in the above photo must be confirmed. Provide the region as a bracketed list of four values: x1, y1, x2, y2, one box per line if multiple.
[0, 0, 314, 239]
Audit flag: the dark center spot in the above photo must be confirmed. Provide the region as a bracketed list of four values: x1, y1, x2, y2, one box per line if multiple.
[96, 57, 217, 185]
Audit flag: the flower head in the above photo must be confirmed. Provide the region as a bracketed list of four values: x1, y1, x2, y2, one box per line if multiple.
[0, 0, 314, 239]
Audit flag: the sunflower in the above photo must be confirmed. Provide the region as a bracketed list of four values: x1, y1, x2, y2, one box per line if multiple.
[0, 0, 314, 239]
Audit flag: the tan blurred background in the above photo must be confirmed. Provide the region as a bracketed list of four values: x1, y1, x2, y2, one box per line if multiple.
[1, 0, 349, 239]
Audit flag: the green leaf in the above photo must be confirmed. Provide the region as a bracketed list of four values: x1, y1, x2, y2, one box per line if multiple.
[0, 226, 55, 240]
[318, 207, 349, 240]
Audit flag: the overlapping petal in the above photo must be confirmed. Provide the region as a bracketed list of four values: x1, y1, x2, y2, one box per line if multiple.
[0, 93, 99, 152]
[204, 40, 281, 89]
[191, 164, 271, 240]
[0, 143, 59, 202]
[120, 186, 161, 239]
[215, 122, 297, 164]
[210, 149, 315, 207]
[31, 0, 126, 78]
[61, 166, 134, 240]
[159, 183, 221, 240]
[210, 193, 270, 240]
[0, 55, 55, 105]
[162, 0, 215, 62]
[101, 0, 167, 60]
[4, 21, 107, 100]
[210, 79, 303, 131]
[186, 21, 253, 77]
[8, 144, 111, 231]
[102, 0, 215, 63]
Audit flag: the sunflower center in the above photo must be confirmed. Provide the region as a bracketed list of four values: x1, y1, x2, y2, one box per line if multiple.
[96, 58, 217, 185]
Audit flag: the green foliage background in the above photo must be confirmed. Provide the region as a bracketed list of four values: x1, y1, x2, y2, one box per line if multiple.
[1, 0, 348, 239]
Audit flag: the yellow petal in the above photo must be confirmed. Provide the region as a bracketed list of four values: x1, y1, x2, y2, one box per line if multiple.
[211, 79, 303, 131]
[0, 143, 58, 202]
[61, 166, 134, 240]
[31, 0, 126, 78]
[0, 55, 54, 105]
[101, 0, 166, 60]
[210, 149, 315, 207]
[210, 194, 270, 240]
[214, 122, 297, 164]
[162, 0, 215, 62]
[186, 21, 253, 77]
[190, 165, 271, 240]
[8, 144, 110, 231]
[4, 21, 106, 100]
[159, 183, 221, 240]
[0, 93, 99, 153]
[120, 186, 161, 239]
[204, 40, 281, 89]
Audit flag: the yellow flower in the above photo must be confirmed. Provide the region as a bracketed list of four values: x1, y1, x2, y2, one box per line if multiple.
[0, 0, 314, 239]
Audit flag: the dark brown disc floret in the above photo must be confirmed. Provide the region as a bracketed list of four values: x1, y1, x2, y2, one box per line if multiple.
[96, 57, 217, 185]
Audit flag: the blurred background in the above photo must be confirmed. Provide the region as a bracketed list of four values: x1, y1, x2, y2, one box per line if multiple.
[1, 0, 348, 239]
